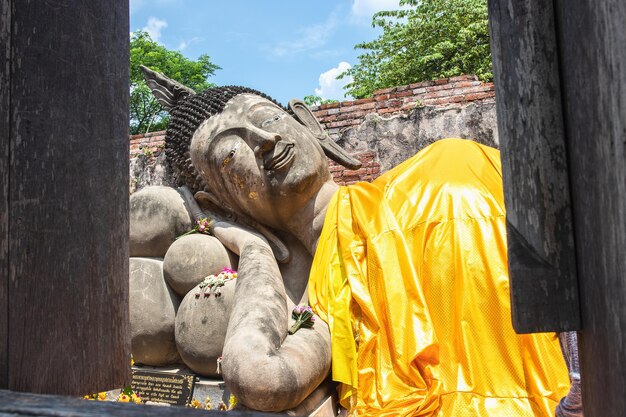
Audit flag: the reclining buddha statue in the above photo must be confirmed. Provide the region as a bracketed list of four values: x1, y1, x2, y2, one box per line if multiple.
[129, 65, 577, 416]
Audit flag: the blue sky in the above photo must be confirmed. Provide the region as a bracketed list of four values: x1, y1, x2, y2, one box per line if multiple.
[129, 0, 403, 105]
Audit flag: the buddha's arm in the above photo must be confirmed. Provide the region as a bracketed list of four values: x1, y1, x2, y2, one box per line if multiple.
[211, 221, 331, 412]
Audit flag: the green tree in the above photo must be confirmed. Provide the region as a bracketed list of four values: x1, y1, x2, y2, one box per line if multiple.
[340, 0, 491, 98]
[130, 30, 220, 134]
[302, 95, 339, 107]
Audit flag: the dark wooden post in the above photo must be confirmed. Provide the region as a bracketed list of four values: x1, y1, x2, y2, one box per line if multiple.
[487, 0, 581, 333]
[0, 0, 130, 395]
[489, 0, 626, 415]
[0, 0, 10, 390]
[554, 2, 626, 415]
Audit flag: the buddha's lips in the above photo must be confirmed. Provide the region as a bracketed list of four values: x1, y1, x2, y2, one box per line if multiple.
[264, 142, 295, 170]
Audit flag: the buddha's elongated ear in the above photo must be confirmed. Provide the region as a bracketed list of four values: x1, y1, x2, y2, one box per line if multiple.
[140, 65, 196, 112]
[288, 99, 362, 170]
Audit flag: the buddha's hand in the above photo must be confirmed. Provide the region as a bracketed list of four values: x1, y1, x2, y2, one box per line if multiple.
[176, 186, 269, 256]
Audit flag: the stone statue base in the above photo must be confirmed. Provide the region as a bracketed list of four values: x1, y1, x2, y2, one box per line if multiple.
[101, 364, 338, 415]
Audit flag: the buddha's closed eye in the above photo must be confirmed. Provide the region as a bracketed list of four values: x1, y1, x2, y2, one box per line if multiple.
[222, 142, 240, 167]
[261, 112, 285, 128]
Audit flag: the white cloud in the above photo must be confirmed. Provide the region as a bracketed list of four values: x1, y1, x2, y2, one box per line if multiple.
[178, 37, 201, 51]
[270, 15, 336, 57]
[143, 17, 168, 42]
[350, 0, 403, 23]
[314, 62, 353, 101]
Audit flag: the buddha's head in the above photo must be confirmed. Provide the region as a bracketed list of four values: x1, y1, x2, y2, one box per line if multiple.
[141, 66, 360, 230]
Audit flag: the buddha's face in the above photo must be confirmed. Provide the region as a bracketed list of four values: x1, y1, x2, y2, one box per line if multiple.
[190, 94, 331, 229]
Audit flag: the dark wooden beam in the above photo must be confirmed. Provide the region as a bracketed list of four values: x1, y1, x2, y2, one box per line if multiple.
[3, 0, 130, 394]
[487, 0, 581, 333]
[0, 389, 277, 417]
[554, 1, 626, 415]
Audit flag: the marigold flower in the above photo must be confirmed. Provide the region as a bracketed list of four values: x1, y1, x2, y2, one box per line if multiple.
[97, 392, 107, 401]
[229, 393, 238, 409]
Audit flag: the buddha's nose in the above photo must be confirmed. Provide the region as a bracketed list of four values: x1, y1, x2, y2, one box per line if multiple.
[250, 127, 281, 156]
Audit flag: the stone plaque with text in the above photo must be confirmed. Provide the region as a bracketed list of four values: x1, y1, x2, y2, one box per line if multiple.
[131, 370, 195, 406]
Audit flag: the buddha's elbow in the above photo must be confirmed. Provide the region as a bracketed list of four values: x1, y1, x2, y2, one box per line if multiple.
[222, 355, 309, 411]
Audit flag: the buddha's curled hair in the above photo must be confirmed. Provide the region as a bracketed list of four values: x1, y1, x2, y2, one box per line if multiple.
[166, 86, 284, 193]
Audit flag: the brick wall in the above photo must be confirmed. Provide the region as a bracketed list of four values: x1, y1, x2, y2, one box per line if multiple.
[129, 75, 495, 187]
[130, 130, 166, 159]
[330, 151, 381, 186]
[311, 75, 494, 142]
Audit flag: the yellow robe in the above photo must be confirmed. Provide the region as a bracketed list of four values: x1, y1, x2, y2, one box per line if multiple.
[308, 139, 570, 416]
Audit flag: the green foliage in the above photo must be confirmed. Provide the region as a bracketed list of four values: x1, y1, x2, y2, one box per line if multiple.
[130, 31, 220, 134]
[302, 95, 339, 107]
[340, 0, 492, 98]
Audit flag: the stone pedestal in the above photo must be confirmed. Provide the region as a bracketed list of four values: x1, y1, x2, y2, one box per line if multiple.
[127, 365, 338, 416]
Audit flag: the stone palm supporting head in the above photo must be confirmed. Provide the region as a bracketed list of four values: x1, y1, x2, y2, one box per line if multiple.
[141, 66, 357, 411]
[190, 93, 332, 230]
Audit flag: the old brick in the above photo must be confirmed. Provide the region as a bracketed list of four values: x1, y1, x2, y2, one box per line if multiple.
[375, 93, 390, 101]
[347, 168, 368, 176]
[340, 111, 367, 121]
[319, 102, 340, 110]
[378, 107, 401, 114]
[434, 78, 449, 85]
[465, 92, 495, 101]
[357, 152, 376, 163]
[425, 83, 455, 93]
[395, 85, 410, 92]
[412, 87, 427, 95]
[312, 110, 328, 117]
[354, 97, 375, 105]
[374, 86, 395, 95]
[352, 101, 377, 112]
[327, 108, 340, 115]
[409, 81, 433, 89]
[328, 119, 357, 128]
[389, 90, 413, 99]
[420, 98, 440, 106]
[452, 81, 477, 89]
[339, 105, 356, 114]
[461, 84, 495, 94]
[423, 89, 455, 99]
[449, 95, 466, 103]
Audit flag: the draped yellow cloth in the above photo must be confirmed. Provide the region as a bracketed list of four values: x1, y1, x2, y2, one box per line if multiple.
[308, 139, 570, 417]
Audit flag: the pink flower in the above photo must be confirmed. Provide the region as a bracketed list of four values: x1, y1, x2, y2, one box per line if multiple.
[221, 267, 236, 274]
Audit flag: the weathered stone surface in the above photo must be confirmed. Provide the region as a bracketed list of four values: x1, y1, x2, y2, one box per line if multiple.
[130, 186, 193, 258]
[163, 234, 237, 297]
[337, 102, 499, 172]
[129, 151, 174, 194]
[130, 258, 181, 366]
[175, 280, 236, 377]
